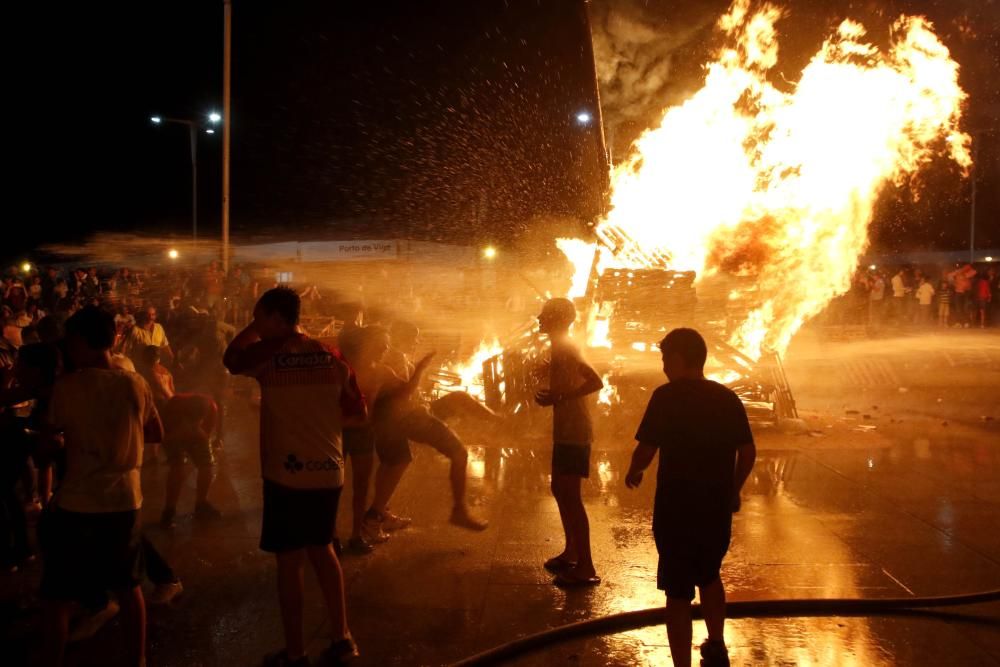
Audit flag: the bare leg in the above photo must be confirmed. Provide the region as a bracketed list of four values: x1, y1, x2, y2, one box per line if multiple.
[555, 473, 594, 575]
[666, 596, 693, 667]
[550, 476, 576, 562]
[350, 454, 374, 539]
[700, 576, 727, 642]
[117, 585, 147, 666]
[370, 461, 409, 514]
[194, 466, 214, 505]
[42, 600, 72, 667]
[165, 463, 187, 511]
[448, 446, 469, 510]
[38, 463, 52, 507]
[276, 550, 307, 660]
[305, 544, 350, 640]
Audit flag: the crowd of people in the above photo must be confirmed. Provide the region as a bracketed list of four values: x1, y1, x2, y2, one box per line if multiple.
[838, 262, 999, 330]
[2, 252, 994, 666]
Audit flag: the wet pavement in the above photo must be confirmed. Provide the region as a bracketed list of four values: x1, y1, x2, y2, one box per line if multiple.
[3, 330, 999, 666]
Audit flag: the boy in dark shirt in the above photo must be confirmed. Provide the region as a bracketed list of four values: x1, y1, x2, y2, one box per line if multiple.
[626, 328, 756, 667]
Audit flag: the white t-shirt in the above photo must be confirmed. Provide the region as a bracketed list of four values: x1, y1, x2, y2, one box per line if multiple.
[48, 368, 156, 513]
[916, 282, 936, 305]
[549, 339, 594, 446]
[242, 334, 365, 489]
[121, 323, 169, 360]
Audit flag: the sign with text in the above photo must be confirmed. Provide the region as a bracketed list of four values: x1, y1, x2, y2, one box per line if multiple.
[301, 240, 398, 262]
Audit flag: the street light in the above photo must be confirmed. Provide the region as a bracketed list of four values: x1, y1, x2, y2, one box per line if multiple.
[483, 246, 497, 260]
[150, 113, 220, 243]
[576, 111, 592, 125]
[21, 262, 32, 273]
[168, 248, 180, 260]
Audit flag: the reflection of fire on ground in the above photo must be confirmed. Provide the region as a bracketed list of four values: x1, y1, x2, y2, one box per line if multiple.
[439, 0, 970, 425]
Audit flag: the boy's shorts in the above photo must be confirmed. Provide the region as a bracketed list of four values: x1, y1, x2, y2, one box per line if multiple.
[39, 507, 143, 600]
[551, 443, 591, 478]
[260, 480, 342, 553]
[343, 426, 376, 458]
[163, 435, 215, 469]
[654, 520, 732, 601]
[375, 408, 465, 466]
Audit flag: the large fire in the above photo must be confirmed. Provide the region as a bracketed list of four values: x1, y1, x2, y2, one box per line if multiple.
[561, 0, 970, 360]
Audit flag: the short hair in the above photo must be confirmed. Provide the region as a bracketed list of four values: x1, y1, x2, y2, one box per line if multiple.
[65, 305, 116, 351]
[256, 287, 300, 325]
[658, 327, 708, 369]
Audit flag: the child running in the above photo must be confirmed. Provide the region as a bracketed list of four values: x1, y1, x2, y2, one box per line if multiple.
[535, 298, 604, 587]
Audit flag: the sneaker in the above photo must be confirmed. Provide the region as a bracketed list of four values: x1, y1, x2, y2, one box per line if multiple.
[160, 507, 176, 529]
[379, 510, 412, 532]
[699, 639, 730, 667]
[69, 599, 120, 642]
[450, 507, 488, 531]
[194, 502, 222, 520]
[346, 536, 375, 554]
[261, 649, 310, 667]
[149, 580, 184, 605]
[361, 514, 390, 544]
[319, 636, 359, 665]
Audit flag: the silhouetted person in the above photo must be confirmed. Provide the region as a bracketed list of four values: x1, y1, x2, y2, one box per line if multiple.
[224, 287, 363, 666]
[626, 328, 756, 667]
[535, 298, 603, 587]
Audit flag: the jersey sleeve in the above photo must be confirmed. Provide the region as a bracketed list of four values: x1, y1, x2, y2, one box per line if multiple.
[634, 387, 669, 445]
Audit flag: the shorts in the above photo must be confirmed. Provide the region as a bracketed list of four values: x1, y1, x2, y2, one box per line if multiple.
[260, 480, 342, 553]
[343, 426, 376, 458]
[39, 507, 143, 600]
[163, 435, 215, 469]
[654, 519, 732, 600]
[552, 443, 591, 478]
[374, 408, 465, 466]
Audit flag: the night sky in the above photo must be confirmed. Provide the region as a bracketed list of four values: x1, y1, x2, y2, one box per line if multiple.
[8, 0, 999, 264]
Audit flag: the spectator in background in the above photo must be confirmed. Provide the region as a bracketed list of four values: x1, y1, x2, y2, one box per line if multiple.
[890, 268, 909, 325]
[915, 276, 935, 327]
[868, 271, 885, 330]
[948, 263, 976, 327]
[119, 306, 173, 366]
[937, 279, 952, 327]
[974, 270, 993, 329]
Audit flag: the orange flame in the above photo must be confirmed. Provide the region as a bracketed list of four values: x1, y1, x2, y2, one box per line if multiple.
[562, 0, 970, 360]
[443, 338, 503, 400]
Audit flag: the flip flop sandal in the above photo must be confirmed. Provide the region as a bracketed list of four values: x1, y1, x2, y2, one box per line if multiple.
[553, 571, 602, 588]
[543, 556, 578, 573]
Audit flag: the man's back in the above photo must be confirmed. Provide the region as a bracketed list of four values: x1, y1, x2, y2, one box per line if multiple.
[636, 379, 752, 522]
[49, 367, 154, 513]
[250, 334, 362, 490]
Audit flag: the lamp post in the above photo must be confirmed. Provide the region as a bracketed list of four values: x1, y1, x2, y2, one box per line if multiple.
[150, 113, 221, 243]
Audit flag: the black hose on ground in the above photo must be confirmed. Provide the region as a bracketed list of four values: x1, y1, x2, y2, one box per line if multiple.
[453, 589, 1000, 666]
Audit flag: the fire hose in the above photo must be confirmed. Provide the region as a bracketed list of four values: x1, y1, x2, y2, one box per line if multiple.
[453, 589, 1000, 666]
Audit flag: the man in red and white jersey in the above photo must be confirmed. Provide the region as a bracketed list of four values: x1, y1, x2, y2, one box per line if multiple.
[224, 287, 364, 667]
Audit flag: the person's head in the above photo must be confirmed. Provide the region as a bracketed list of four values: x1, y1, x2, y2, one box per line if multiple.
[139, 344, 161, 369]
[32, 276, 41, 285]
[47, 267, 57, 278]
[64, 305, 115, 368]
[537, 298, 576, 336]
[390, 320, 419, 353]
[36, 316, 61, 343]
[253, 287, 300, 339]
[658, 328, 708, 381]
[88, 267, 97, 277]
[2, 316, 23, 348]
[144, 306, 157, 327]
[340, 325, 390, 366]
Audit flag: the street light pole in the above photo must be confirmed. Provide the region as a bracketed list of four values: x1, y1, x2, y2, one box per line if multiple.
[190, 123, 198, 244]
[969, 134, 979, 263]
[222, 0, 232, 273]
